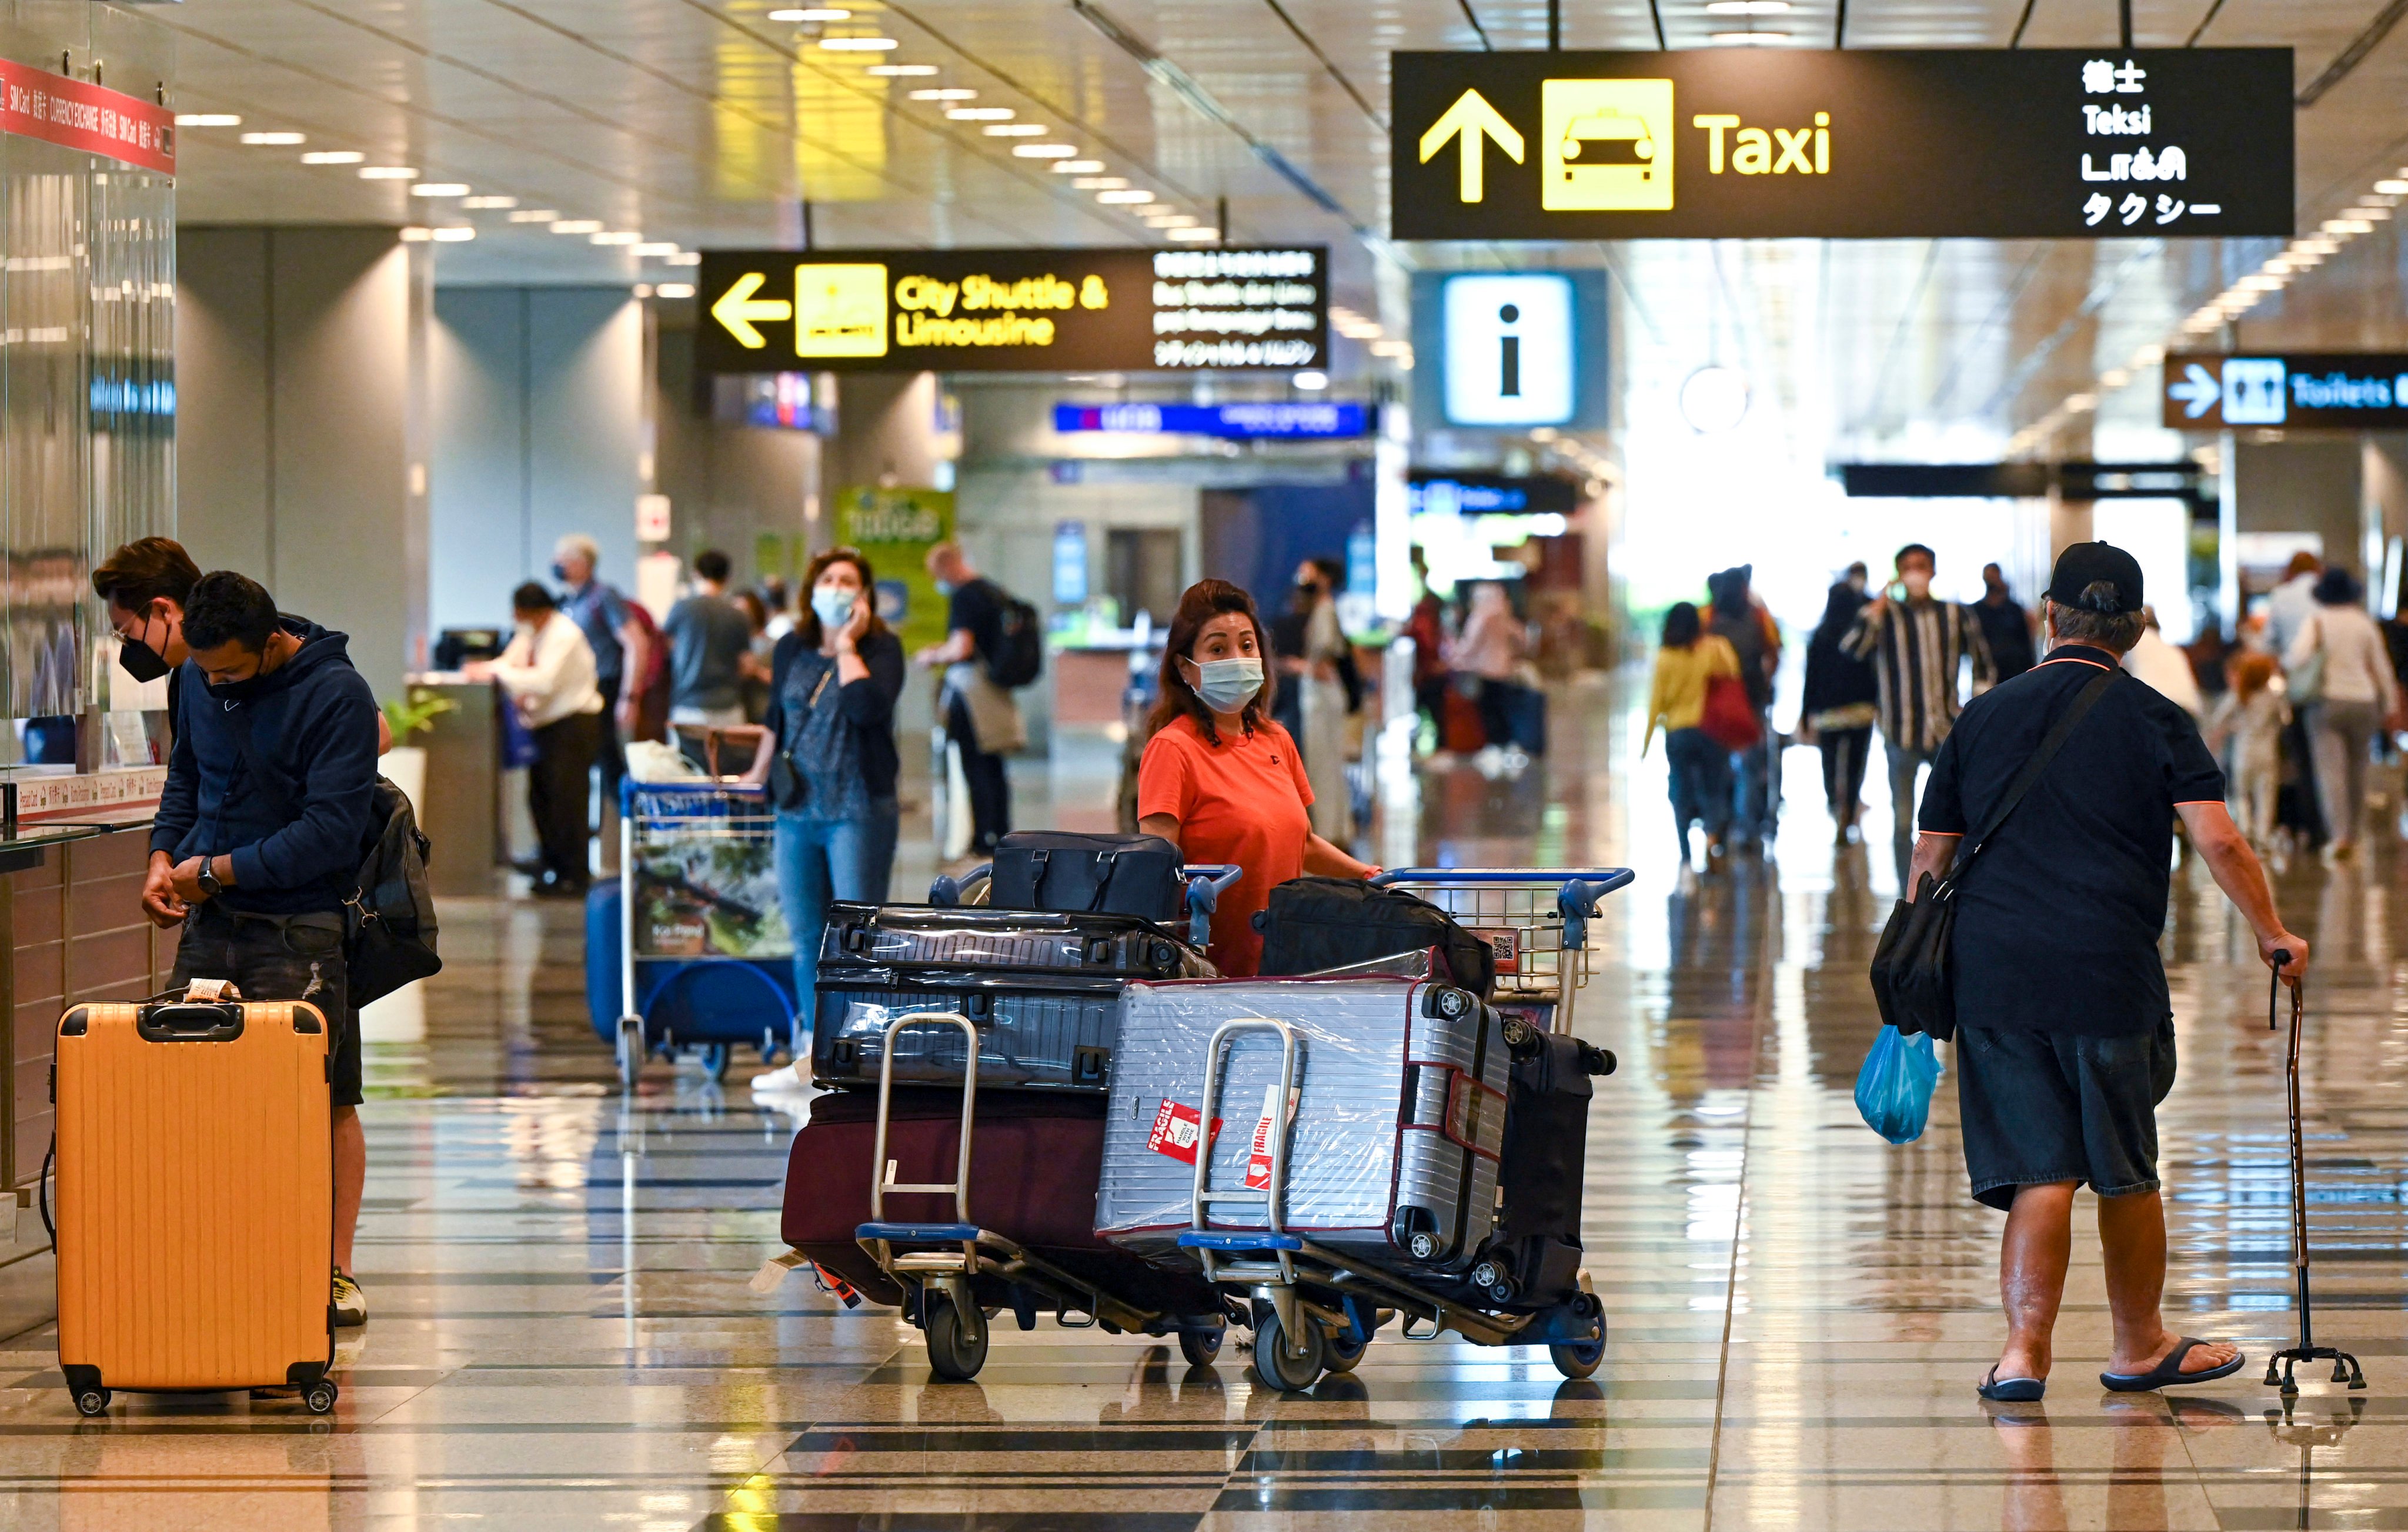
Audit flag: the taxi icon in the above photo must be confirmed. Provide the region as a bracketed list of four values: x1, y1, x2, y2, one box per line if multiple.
[1560, 111, 1656, 179]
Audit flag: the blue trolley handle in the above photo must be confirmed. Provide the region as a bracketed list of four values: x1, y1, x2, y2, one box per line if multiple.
[1181, 864, 1243, 949]
[929, 864, 993, 907]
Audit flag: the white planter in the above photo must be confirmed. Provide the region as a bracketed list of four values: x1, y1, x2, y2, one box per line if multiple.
[360, 743, 432, 1041]
[381, 743, 428, 810]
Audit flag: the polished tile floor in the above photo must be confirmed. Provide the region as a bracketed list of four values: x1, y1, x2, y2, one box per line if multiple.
[4, 675, 2404, 1529]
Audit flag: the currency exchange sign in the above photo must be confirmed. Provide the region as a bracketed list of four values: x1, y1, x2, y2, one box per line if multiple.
[1390, 49, 2293, 240]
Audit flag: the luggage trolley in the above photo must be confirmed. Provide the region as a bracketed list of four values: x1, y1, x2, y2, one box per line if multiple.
[1178, 866, 1632, 1393]
[1372, 867, 1632, 1033]
[854, 1012, 1243, 1382]
[599, 780, 799, 1086]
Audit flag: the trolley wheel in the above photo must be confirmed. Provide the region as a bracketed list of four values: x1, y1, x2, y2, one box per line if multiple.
[1178, 1324, 1224, 1368]
[696, 1043, 732, 1082]
[614, 1018, 645, 1088]
[303, 1380, 339, 1414]
[924, 1296, 990, 1382]
[1251, 1307, 1327, 1393]
[1550, 1312, 1608, 1380]
[72, 1387, 110, 1417]
[1325, 1327, 1367, 1374]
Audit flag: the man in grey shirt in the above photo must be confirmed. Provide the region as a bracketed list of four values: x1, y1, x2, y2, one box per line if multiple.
[663, 548, 753, 729]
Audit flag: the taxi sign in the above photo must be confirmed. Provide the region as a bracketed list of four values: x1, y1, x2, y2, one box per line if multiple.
[1391, 49, 2293, 240]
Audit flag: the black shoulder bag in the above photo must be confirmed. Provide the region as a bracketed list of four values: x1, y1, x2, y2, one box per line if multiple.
[1869, 667, 2117, 1042]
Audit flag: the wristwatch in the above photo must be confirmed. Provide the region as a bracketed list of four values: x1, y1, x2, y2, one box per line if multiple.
[196, 860, 223, 900]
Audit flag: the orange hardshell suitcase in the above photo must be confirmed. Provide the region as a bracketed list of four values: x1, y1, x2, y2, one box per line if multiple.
[54, 999, 338, 1416]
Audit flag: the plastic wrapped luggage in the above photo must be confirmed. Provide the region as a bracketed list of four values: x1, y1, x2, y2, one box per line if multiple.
[779, 1086, 1220, 1318]
[1094, 975, 1510, 1293]
[54, 1000, 339, 1416]
[811, 902, 1213, 1091]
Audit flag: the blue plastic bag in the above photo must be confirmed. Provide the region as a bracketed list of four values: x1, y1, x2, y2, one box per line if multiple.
[1855, 1024, 1942, 1144]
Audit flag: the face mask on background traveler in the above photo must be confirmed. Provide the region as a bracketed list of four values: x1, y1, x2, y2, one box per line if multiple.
[1187, 656, 1264, 713]
[1901, 571, 1932, 598]
[116, 614, 171, 683]
[933, 578, 956, 597]
[813, 588, 858, 633]
[550, 561, 571, 583]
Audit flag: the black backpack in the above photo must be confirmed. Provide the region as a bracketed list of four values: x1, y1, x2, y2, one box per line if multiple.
[987, 831, 1187, 925]
[1255, 877, 1497, 995]
[986, 590, 1044, 688]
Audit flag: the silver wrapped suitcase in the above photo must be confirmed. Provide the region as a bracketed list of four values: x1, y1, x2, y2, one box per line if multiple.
[1094, 975, 1509, 1277]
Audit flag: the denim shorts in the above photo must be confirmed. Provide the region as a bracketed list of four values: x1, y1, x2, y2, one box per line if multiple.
[1955, 1018, 2177, 1212]
[172, 903, 362, 1108]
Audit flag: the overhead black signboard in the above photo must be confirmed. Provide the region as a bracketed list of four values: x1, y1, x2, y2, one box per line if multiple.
[1390, 49, 2293, 240]
[695, 246, 1328, 374]
[2162, 353, 2408, 430]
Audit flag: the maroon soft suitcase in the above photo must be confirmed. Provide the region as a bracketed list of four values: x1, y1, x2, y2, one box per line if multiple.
[781, 1087, 1218, 1317]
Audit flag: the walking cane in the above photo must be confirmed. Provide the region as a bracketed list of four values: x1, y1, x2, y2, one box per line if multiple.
[2262, 952, 2366, 1397]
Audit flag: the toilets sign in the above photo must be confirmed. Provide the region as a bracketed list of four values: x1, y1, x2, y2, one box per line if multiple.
[1391, 49, 2290, 240]
[2161, 354, 2408, 430]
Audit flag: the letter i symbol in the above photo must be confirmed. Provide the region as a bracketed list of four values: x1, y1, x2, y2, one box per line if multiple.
[1498, 303, 1521, 397]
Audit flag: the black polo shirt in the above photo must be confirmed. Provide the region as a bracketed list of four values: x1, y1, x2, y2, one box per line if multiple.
[1919, 644, 2224, 1037]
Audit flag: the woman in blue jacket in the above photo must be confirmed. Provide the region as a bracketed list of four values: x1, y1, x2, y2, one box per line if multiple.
[744, 547, 904, 1093]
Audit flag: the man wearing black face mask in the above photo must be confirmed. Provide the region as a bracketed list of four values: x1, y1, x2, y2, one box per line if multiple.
[146, 570, 382, 1329]
[93, 536, 203, 716]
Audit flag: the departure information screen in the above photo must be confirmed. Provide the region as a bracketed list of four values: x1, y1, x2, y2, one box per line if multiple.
[1390, 49, 2293, 240]
[695, 246, 1328, 374]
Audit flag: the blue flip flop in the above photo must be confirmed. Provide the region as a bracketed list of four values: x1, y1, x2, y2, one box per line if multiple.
[1977, 1366, 2046, 1403]
[2100, 1337, 2246, 1393]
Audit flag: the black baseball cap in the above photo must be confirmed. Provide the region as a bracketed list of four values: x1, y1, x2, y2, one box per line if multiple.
[2045, 541, 2144, 614]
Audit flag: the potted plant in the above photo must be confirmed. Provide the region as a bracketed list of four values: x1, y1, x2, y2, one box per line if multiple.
[378, 688, 455, 811]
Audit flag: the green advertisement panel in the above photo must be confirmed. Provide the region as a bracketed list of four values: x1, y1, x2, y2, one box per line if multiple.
[834, 486, 954, 653]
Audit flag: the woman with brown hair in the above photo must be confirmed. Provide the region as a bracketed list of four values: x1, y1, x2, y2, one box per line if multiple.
[743, 547, 905, 1091]
[1136, 578, 1374, 975]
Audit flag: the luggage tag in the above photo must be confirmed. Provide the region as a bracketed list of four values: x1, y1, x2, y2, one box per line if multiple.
[182, 978, 243, 1002]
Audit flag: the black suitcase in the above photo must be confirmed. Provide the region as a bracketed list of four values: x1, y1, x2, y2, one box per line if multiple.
[988, 831, 1188, 924]
[1467, 1025, 1615, 1311]
[1255, 876, 1498, 995]
[811, 902, 1214, 1092]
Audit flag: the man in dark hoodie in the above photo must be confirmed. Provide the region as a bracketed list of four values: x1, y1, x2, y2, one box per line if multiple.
[143, 571, 382, 1329]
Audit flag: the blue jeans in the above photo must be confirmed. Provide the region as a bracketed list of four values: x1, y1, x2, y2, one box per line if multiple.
[1664, 727, 1732, 861]
[776, 798, 901, 1033]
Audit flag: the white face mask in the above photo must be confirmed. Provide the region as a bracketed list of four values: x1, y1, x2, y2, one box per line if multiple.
[813, 587, 858, 633]
[1901, 570, 1932, 599]
[1185, 656, 1264, 713]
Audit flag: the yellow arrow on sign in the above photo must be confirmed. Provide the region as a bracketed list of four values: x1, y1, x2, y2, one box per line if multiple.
[710, 270, 793, 349]
[1418, 88, 1524, 203]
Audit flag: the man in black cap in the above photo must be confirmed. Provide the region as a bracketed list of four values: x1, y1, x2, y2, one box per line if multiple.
[1904, 541, 2309, 1403]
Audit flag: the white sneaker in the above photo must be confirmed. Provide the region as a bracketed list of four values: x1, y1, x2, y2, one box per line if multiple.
[749, 1062, 811, 1095]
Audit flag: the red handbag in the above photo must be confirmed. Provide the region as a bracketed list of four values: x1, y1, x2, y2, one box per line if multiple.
[1699, 674, 1762, 751]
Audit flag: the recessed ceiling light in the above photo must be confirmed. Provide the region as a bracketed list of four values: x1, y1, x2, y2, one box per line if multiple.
[865, 63, 939, 75]
[1013, 143, 1081, 158]
[399, 227, 433, 243]
[1096, 188, 1155, 203]
[1149, 214, 1199, 227]
[239, 131, 306, 146]
[590, 230, 642, 245]
[1052, 159, 1107, 174]
[1073, 177, 1128, 189]
[819, 35, 899, 50]
[1705, 0, 1790, 10]
[2100, 368, 2132, 387]
[656, 283, 697, 299]
[430, 227, 476, 243]
[461, 195, 518, 209]
[175, 113, 241, 127]
[410, 183, 470, 197]
[984, 123, 1047, 136]
[633, 242, 681, 257]
[667, 252, 703, 266]
[768, 6, 851, 18]
[359, 165, 418, 179]
[1292, 371, 1328, 390]
[1168, 227, 1220, 240]
[300, 150, 365, 165]
[1709, 29, 1787, 42]
[552, 219, 604, 234]
[633, 284, 654, 299]
[948, 107, 1014, 120]
[910, 89, 978, 101]
[509, 209, 563, 222]
[2347, 205, 2393, 220]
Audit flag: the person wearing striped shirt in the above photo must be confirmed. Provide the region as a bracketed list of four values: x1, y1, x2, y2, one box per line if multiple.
[1844, 543, 1996, 885]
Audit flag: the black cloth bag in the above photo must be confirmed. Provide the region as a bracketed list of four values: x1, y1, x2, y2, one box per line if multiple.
[1255, 876, 1497, 995]
[987, 831, 1188, 925]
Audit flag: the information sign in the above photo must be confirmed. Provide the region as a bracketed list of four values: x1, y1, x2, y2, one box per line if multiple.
[2162, 353, 2408, 430]
[1390, 49, 2292, 240]
[697, 247, 1327, 374]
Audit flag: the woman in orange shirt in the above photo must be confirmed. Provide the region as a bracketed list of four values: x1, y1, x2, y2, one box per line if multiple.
[1137, 579, 1375, 975]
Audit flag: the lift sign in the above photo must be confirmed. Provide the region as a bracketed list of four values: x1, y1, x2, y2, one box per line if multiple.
[1391, 48, 2292, 240]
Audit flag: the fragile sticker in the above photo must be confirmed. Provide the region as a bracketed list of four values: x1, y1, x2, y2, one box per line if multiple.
[1147, 1099, 1222, 1165]
[1243, 1082, 1300, 1190]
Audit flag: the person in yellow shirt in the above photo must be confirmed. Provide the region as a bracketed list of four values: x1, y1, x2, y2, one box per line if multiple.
[1644, 601, 1743, 872]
